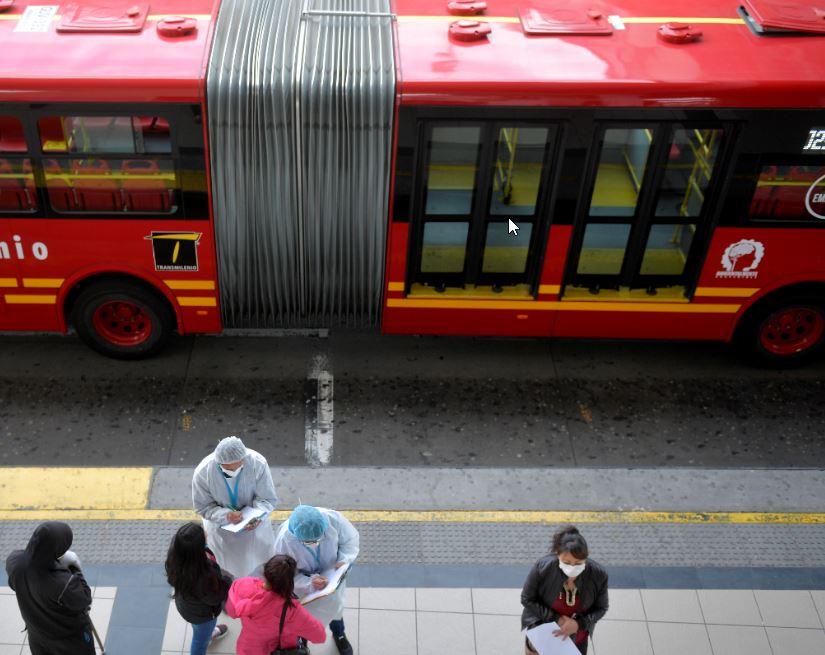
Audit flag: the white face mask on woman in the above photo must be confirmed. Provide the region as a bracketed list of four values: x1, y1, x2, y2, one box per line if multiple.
[220, 464, 243, 478]
[559, 560, 586, 578]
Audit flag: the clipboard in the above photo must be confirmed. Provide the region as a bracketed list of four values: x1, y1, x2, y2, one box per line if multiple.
[300, 562, 352, 605]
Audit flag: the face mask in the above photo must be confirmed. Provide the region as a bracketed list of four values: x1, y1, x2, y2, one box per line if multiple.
[220, 464, 243, 477]
[559, 560, 586, 578]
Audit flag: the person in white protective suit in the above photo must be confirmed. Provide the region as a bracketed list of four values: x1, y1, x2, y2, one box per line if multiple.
[273, 505, 359, 655]
[192, 436, 279, 579]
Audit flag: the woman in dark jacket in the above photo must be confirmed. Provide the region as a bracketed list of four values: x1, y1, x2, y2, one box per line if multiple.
[5, 521, 95, 655]
[521, 525, 609, 655]
[166, 522, 232, 655]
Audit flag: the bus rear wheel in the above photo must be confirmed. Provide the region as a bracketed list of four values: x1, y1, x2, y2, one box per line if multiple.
[737, 296, 825, 368]
[71, 281, 174, 359]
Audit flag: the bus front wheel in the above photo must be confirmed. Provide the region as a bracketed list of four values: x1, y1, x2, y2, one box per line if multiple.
[71, 281, 174, 359]
[736, 295, 825, 368]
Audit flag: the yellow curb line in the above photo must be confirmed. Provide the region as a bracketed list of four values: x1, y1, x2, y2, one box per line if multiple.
[0, 510, 823, 524]
[0, 468, 152, 511]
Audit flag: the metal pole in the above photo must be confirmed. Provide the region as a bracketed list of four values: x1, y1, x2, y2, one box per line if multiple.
[87, 613, 106, 654]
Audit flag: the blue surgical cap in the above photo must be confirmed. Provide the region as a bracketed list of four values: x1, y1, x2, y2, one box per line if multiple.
[288, 505, 329, 541]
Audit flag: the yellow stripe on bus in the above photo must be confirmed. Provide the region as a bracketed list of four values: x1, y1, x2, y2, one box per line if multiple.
[397, 15, 747, 25]
[538, 285, 561, 295]
[0, 13, 212, 21]
[0, 278, 18, 288]
[694, 287, 759, 298]
[164, 280, 216, 291]
[387, 298, 740, 313]
[22, 278, 64, 289]
[177, 296, 217, 307]
[4, 294, 56, 304]
[387, 281, 405, 292]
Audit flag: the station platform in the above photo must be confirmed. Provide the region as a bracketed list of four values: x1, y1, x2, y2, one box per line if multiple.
[1, 466, 824, 655]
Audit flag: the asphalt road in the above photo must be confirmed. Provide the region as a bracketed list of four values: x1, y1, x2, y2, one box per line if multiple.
[1, 331, 823, 467]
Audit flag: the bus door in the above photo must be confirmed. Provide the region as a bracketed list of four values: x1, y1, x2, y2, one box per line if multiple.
[408, 121, 558, 300]
[562, 123, 729, 305]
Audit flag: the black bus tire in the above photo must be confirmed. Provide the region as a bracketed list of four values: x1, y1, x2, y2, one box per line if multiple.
[735, 295, 825, 369]
[70, 281, 174, 360]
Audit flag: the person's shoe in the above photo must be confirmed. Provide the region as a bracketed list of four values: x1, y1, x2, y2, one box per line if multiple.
[211, 624, 229, 641]
[334, 634, 353, 655]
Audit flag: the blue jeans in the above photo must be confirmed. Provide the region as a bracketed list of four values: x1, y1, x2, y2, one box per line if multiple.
[330, 618, 345, 638]
[190, 617, 218, 655]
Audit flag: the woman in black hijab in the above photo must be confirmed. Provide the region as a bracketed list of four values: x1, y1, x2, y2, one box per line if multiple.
[5, 521, 95, 655]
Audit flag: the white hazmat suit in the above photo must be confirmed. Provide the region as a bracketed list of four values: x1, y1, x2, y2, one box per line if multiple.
[273, 508, 360, 625]
[192, 447, 278, 578]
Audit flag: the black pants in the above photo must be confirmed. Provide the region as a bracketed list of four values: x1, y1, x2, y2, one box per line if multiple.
[28, 630, 95, 655]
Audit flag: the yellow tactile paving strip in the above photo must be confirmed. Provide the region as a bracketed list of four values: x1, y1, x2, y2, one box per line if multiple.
[1, 468, 824, 523]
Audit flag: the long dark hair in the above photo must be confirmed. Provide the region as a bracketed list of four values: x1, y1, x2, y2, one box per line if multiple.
[263, 554, 297, 607]
[165, 522, 219, 598]
[551, 525, 589, 559]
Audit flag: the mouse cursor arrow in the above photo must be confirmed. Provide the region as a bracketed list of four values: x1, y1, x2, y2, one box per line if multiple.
[508, 219, 520, 236]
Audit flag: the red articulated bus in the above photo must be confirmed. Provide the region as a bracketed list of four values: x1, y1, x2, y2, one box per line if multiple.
[1, 0, 825, 367]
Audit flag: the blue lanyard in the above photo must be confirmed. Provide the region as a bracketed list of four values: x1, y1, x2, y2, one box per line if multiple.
[302, 542, 322, 572]
[218, 465, 243, 510]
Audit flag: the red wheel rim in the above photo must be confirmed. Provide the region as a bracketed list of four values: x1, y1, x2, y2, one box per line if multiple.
[91, 300, 153, 347]
[759, 306, 825, 356]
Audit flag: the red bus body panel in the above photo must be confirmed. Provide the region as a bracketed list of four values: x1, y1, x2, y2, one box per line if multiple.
[382, 0, 825, 342]
[0, 0, 221, 336]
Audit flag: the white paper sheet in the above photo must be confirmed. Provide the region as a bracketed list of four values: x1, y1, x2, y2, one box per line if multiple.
[300, 561, 351, 605]
[523, 622, 582, 655]
[219, 506, 268, 533]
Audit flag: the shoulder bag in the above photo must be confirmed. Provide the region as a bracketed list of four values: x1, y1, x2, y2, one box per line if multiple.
[270, 597, 310, 655]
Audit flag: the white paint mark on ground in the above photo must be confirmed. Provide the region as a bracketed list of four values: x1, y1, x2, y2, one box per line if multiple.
[305, 354, 334, 466]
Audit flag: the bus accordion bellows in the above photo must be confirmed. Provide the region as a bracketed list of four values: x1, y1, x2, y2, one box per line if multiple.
[1, 0, 824, 367]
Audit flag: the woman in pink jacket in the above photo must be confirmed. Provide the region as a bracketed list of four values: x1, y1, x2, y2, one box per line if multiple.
[226, 554, 326, 655]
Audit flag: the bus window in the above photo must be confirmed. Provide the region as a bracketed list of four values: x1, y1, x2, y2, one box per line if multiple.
[589, 128, 652, 217]
[424, 126, 480, 216]
[421, 221, 469, 273]
[749, 164, 825, 221]
[576, 223, 631, 275]
[43, 158, 177, 215]
[639, 224, 696, 276]
[0, 116, 36, 213]
[655, 127, 723, 217]
[0, 116, 27, 153]
[482, 221, 533, 274]
[39, 116, 172, 154]
[0, 158, 36, 213]
[490, 127, 548, 216]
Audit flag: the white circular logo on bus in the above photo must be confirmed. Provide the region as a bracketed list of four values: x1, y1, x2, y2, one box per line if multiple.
[805, 173, 825, 220]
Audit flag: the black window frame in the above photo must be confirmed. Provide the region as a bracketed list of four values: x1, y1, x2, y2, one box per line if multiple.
[567, 119, 734, 291]
[0, 102, 208, 220]
[407, 114, 562, 292]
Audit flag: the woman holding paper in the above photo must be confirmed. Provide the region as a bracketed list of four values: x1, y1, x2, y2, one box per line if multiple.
[274, 505, 360, 655]
[226, 554, 326, 655]
[192, 436, 279, 578]
[521, 526, 609, 655]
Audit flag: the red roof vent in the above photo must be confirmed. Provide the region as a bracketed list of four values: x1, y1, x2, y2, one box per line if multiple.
[447, 0, 487, 16]
[449, 19, 492, 41]
[0, 0, 15, 14]
[658, 22, 703, 43]
[739, 0, 825, 34]
[157, 16, 198, 38]
[57, 3, 149, 33]
[519, 7, 613, 35]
